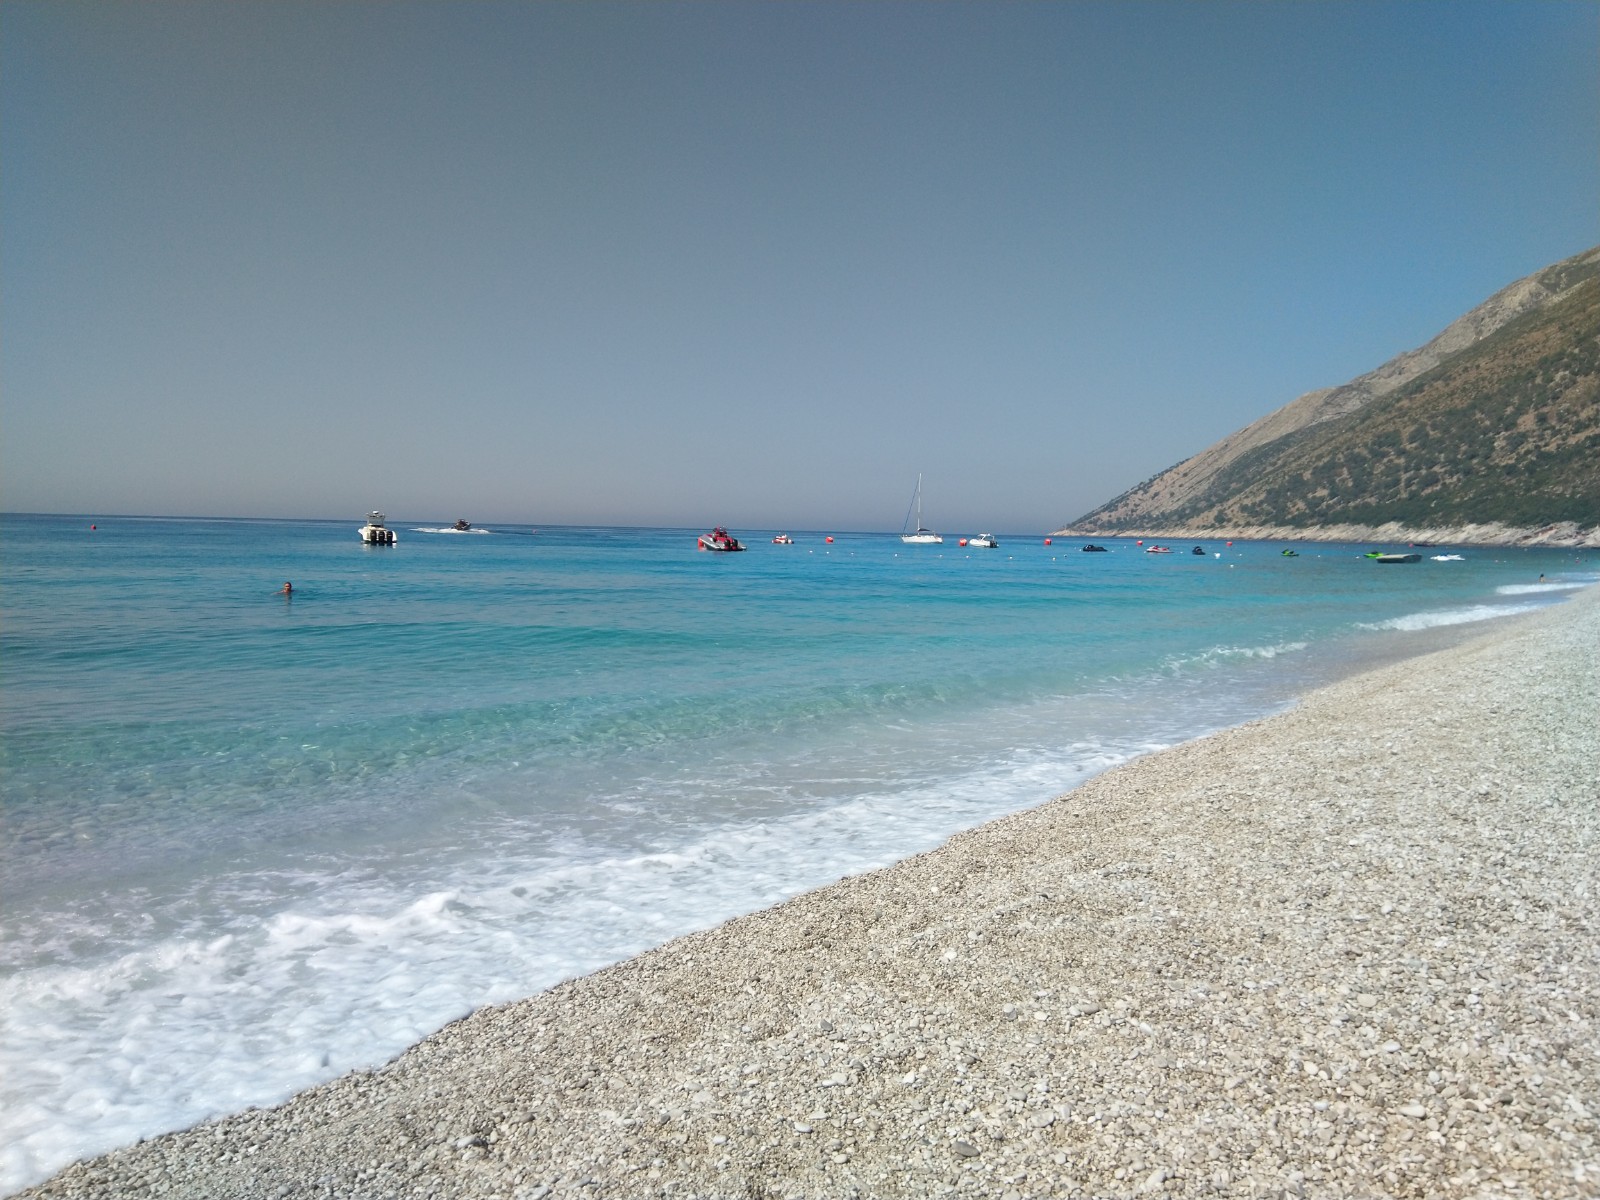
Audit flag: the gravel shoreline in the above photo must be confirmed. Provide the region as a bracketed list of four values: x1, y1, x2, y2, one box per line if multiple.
[22, 588, 1599, 1200]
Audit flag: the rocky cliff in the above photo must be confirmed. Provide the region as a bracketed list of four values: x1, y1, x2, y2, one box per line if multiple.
[1060, 246, 1600, 547]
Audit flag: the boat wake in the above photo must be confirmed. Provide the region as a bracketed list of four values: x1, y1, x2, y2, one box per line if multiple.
[411, 527, 492, 535]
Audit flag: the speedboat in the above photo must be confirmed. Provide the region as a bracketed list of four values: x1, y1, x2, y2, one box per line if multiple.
[772, 533, 795, 544]
[1145, 545, 1172, 554]
[1080, 544, 1108, 552]
[1191, 546, 1206, 555]
[1374, 552, 1421, 564]
[453, 519, 471, 531]
[698, 527, 746, 552]
[359, 511, 396, 545]
[968, 533, 998, 548]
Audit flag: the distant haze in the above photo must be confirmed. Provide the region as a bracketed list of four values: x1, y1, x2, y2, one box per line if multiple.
[3, 2, 1596, 532]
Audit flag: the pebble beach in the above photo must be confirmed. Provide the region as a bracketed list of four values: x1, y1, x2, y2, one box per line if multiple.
[21, 586, 1598, 1200]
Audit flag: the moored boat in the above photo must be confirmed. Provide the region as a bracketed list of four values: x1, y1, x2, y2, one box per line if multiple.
[772, 534, 795, 544]
[900, 475, 943, 544]
[1374, 552, 1422, 564]
[968, 533, 998, 548]
[698, 527, 746, 552]
[359, 511, 396, 545]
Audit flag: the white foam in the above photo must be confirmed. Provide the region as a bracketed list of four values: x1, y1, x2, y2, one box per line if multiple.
[1358, 603, 1541, 632]
[0, 732, 1173, 1193]
[1164, 641, 1309, 671]
[1495, 582, 1586, 595]
[410, 526, 492, 534]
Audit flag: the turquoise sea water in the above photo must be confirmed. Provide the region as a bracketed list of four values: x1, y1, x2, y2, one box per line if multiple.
[1, 512, 1592, 1191]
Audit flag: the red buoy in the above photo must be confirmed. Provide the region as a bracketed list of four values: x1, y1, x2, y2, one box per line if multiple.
[825, 535, 833, 543]
[1043, 537, 1051, 546]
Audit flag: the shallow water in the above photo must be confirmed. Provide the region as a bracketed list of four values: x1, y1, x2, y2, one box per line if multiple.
[1, 513, 1590, 1191]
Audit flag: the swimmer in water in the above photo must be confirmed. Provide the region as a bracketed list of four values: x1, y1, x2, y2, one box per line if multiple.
[279, 581, 293, 595]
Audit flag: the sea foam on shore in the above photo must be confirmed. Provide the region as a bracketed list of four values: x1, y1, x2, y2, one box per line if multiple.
[21, 587, 1599, 1200]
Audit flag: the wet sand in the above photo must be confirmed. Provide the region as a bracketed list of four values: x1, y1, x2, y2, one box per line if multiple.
[22, 587, 1599, 1200]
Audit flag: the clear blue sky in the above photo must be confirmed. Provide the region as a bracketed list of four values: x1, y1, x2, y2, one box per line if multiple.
[3, 1, 1596, 531]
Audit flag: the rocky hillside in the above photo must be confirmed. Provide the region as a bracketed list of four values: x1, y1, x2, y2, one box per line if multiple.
[1060, 246, 1600, 547]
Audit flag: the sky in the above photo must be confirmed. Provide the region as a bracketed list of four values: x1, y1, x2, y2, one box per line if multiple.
[3, 1, 1596, 533]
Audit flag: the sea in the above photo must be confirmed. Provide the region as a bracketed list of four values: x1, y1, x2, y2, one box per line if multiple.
[1, 512, 1592, 1193]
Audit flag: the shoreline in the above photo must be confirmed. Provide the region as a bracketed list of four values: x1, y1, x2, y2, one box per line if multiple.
[22, 588, 1599, 1200]
[1047, 524, 1599, 550]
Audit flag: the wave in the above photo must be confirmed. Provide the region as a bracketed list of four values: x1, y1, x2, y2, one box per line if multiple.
[1163, 641, 1309, 672]
[1358, 602, 1541, 632]
[410, 526, 493, 534]
[1495, 581, 1586, 595]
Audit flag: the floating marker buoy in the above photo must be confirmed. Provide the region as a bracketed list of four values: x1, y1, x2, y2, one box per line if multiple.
[959, 538, 968, 547]
[825, 536, 833, 543]
[1137, 539, 1144, 546]
[1044, 538, 1051, 546]
[1226, 541, 1233, 546]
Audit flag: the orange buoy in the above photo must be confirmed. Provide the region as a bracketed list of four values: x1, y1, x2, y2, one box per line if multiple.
[1137, 539, 1144, 546]
[825, 535, 833, 543]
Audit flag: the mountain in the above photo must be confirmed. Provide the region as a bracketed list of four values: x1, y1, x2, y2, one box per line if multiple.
[1059, 246, 1600, 547]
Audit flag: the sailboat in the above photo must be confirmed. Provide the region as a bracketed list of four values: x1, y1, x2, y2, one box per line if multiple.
[900, 475, 943, 544]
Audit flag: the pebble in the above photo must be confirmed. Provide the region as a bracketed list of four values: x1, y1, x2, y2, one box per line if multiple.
[17, 588, 1599, 1200]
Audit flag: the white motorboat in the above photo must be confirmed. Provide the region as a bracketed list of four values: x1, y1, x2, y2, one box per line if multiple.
[359, 511, 397, 544]
[900, 474, 943, 544]
[967, 533, 998, 548]
[698, 527, 746, 552]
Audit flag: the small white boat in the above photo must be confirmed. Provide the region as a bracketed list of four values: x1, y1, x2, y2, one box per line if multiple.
[900, 474, 943, 544]
[967, 533, 998, 548]
[772, 533, 795, 544]
[359, 511, 396, 545]
[698, 527, 746, 552]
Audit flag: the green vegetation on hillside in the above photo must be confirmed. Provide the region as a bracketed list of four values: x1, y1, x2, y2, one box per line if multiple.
[1079, 260, 1600, 533]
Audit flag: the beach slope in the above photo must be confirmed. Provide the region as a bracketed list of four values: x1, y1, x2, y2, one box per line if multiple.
[23, 589, 1599, 1200]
